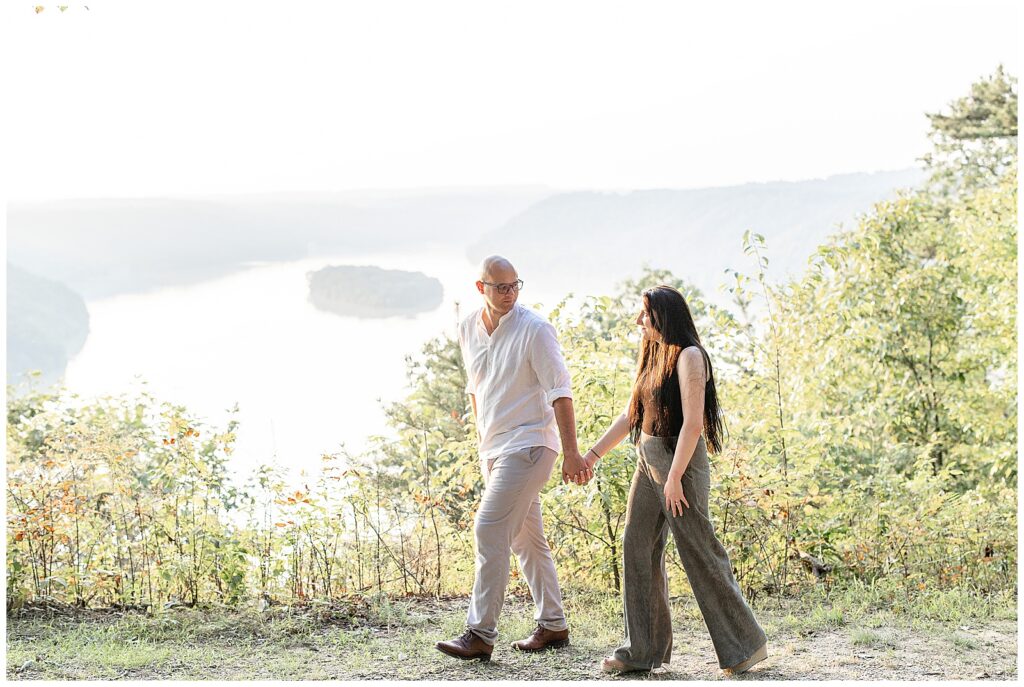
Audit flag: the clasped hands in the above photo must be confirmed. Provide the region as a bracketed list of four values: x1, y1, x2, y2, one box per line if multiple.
[561, 448, 598, 485]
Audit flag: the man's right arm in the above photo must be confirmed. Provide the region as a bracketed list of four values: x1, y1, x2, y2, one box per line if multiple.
[458, 324, 477, 422]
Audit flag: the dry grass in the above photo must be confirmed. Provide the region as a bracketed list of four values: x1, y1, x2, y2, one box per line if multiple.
[6, 588, 1017, 681]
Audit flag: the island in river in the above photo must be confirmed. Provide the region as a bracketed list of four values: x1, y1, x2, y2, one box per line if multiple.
[307, 265, 444, 318]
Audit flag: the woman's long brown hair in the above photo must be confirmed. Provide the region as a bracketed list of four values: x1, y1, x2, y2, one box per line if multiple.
[627, 285, 724, 453]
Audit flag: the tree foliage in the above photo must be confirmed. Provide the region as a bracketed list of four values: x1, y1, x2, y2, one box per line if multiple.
[7, 69, 1016, 609]
[924, 64, 1017, 194]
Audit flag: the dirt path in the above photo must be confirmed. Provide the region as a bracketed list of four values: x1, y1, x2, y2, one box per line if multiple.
[7, 596, 1018, 680]
[678, 621, 1018, 682]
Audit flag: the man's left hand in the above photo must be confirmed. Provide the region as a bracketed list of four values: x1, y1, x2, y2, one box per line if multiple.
[561, 449, 592, 485]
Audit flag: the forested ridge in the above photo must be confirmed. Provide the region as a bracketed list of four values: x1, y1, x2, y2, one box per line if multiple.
[6, 69, 1016, 613]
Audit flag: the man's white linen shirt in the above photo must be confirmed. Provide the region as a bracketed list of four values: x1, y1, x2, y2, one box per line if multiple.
[458, 303, 573, 461]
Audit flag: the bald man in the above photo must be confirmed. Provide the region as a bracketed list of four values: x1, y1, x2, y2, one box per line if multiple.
[436, 256, 591, 662]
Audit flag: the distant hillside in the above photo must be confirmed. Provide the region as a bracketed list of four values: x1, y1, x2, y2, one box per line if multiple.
[6, 264, 90, 388]
[6, 187, 550, 300]
[7, 171, 925, 307]
[468, 169, 925, 301]
[308, 265, 444, 318]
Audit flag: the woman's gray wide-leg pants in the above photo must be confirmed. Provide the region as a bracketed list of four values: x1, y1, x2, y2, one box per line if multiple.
[612, 432, 767, 670]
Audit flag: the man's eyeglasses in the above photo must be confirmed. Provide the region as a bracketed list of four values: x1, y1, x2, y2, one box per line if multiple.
[481, 279, 524, 295]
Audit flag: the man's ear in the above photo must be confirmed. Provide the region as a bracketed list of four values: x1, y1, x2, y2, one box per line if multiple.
[475, 281, 485, 295]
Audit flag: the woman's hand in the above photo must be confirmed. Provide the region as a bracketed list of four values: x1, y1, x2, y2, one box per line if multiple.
[561, 448, 592, 485]
[664, 474, 690, 517]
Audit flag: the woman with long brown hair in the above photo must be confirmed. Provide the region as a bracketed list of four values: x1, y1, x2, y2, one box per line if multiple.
[582, 285, 767, 675]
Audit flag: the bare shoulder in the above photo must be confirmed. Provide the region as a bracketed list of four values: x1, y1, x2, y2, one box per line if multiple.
[677, 346, 709, 382]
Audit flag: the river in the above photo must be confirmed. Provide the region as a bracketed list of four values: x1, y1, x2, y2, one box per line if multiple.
[61, 248, 571, 486]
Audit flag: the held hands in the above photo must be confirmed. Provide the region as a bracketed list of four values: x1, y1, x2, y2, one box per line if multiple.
[664, 472, 690, 517]
[561, 448, 593, 486]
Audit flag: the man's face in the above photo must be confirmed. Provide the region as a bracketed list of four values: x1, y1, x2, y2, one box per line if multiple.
[476, 264, 520, 315]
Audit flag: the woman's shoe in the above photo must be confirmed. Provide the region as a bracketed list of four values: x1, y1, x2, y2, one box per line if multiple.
[601, 656, 646, 674]
[723, 642, 768, 675]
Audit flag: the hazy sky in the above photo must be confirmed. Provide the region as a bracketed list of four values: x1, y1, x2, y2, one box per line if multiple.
[1, 0, 1018, 200]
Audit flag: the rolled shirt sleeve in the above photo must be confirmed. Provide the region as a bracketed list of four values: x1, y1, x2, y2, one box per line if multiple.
[529, 322, 573, 405]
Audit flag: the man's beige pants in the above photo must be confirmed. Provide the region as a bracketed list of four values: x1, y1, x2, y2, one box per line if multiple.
[466, 445, 568, 645]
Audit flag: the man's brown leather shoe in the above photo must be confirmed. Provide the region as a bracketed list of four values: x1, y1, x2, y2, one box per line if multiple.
[510, 624, 570, 651]
[435, 629, 493, 661]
